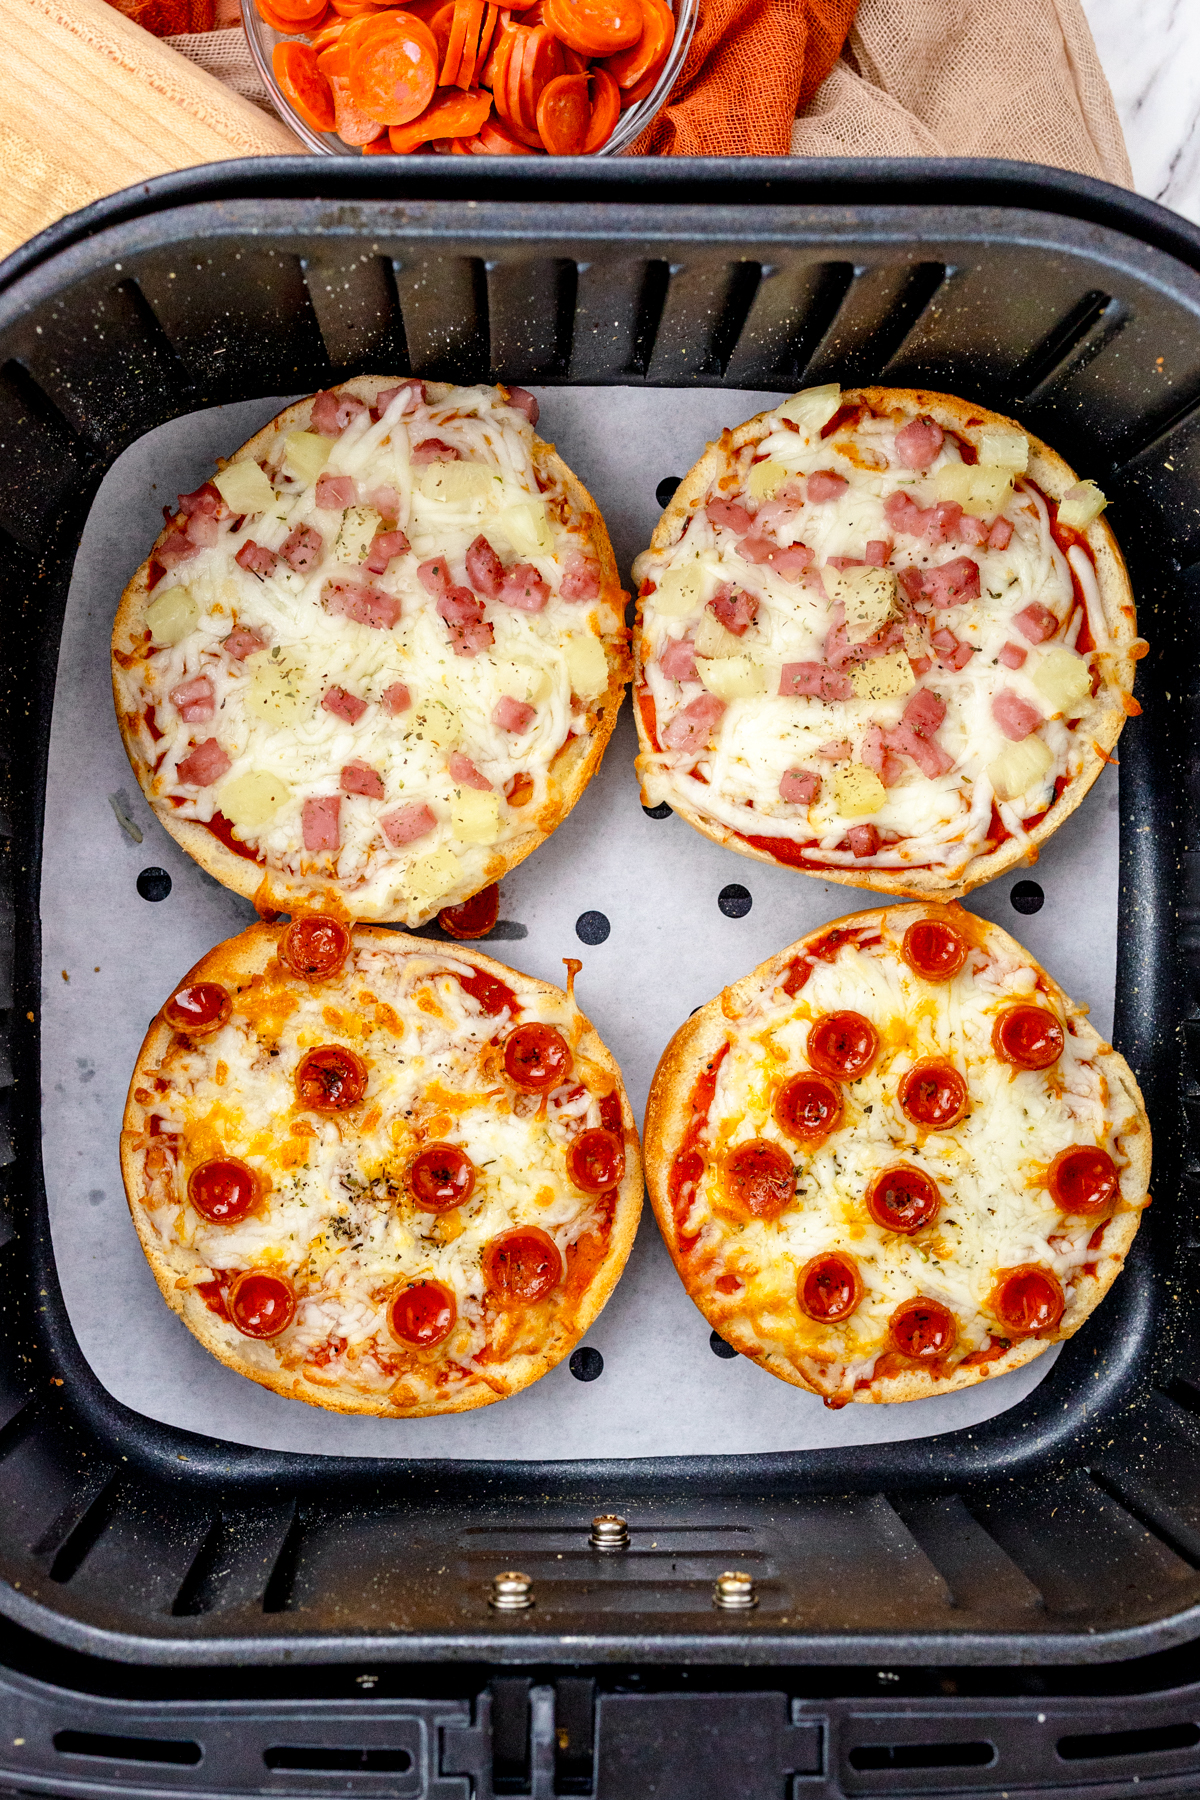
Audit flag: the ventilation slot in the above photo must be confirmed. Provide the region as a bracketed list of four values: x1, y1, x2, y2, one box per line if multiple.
[262, 1504, 303, 1613]
[1058, 1722, 1200, 1761]
[264, 1747, 413, 1773]
[1087, 1468, 1200, 1568]
[171, 1515, 224, 1616]
[37, 1473, 120, 1583]
[705, 261, 762, 378]
[629, 260, 671, 377]
[1111, 383, 1200, 479]
[848, 1741, 995, 1771]
[55, 1731, 201, 1767]
[1013, 289, 1123, 402]
[1160, 1375, 1200, 1419]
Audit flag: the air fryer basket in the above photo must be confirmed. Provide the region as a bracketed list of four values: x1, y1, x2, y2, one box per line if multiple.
[0, 161, 1198, 1726]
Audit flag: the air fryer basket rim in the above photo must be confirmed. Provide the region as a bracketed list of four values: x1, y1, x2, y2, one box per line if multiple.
[0, 158, 1196, 1670]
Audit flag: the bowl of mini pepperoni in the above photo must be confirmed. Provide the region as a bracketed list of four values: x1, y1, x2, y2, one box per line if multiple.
[242, 0, 692, 155]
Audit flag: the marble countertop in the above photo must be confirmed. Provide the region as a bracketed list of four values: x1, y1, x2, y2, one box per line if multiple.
[1082, 0, 1200, 225]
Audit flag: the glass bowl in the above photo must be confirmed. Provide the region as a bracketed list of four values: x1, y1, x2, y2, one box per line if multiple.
[241, 0, 695, 156]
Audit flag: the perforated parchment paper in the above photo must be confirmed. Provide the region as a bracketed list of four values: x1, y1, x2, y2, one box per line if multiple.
[39, 387, 1123, 1460]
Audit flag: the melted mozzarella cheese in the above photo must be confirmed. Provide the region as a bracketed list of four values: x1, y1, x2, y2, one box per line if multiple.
[133, 944, 614, 1403]
[118, 385, 622, 919]
[636, 396, 1115, 870]
[682, 915, 1146, 1403]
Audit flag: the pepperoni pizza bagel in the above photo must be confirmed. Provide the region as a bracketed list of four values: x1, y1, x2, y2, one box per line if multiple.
[113, 378, 629, 925]
[633, 385, 1143, 898]
[644, 904, 1149, 1407]
[120, 920, 641, 1416]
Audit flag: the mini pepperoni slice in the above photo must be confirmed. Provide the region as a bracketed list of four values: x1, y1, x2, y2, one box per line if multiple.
[989, 1264, 1065, 1336]
[898, 1061, 968, 1130]
[295, 1045, 368, 1111]
[601, 0, 671, 88]
[272, 41, 337, 132]
[439, 883, 500, 939]
[503, 1022, 572, 1090]
[228, 1270, 296, 1339]
[188, 1158, 262, 1224]
[484, 1226, 563, 1301]
[580, 66, 620, 150]
[866, 1164, 941, 1233]
[389, 1279, 457, 1347]
[348, 16, 439, 125]
[992, 1005, 1065, 1070]
[282, 914, 351, 978]
[901, 917, 968, 982]
[807, 1011, 879, 1081]
[409, 1142, 476, 1211]
[165, 981, 231, 1034]
[1047, 1145, 1119, 1214]
[797, 1251, 862, 1322]
[888, 1296, 956, 1359]
[725, 1139, 795, 1220]
[775, 1074, 842, 1143]
[536, 71, 590, 153]
[568, 1127, 625, 1192]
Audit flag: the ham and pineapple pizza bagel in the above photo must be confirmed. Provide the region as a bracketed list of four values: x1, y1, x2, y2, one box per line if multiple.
[112, 377, 629, 925]
[120, 919, 642, 1416]
[633, 384, 1144, 899]
[644, 904, 1149, 1407]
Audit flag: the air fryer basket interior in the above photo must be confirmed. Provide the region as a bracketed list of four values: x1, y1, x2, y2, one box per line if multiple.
[0, 159, 1197, 1672]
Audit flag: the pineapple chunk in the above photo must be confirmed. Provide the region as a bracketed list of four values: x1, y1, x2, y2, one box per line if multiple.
[410, 699, 463, 749]
[694, 611, 744, 659]
[245, 650, 310, 725]
[336, 506, 382, 565]
[283, 431, 334, 485]
[934, 461, 1014, 517]
[651, 563, 704, 618]
[145, 585, 198, 647]
[977, 425, 1029, 471]
[698, 654, 767, 700]
[778, 384, 841, 431]
[987, 734, 1053, 801]
[404, 846, 462, 911]
[565, 635, 608, 699]
[832, 763, 886, 817]
[830, 567, 899, 643]
[494, 497, 550, 553]
[419, 461, 501, 507]
[850, 651, 915, 702]
[747, 459, 788, 501]
[1031, 644, 1092, 714]
[1058, 481, 1107, 530]
[219, 770, 291, 832]
[451, 789, 501, 843]
[213, 459, 275, 517]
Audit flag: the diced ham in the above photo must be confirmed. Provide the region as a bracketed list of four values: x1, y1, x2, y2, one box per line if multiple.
[560, 548, 600, 601]
[894, 417, 944, 470]
[903, 688, 946, 737]
[156, 531, 201, 571]
[310, 389, 369, 437]
[884, 491, 927, 535]
[494, 696, 537, 733]
[847, 824, 880, 858]
[864, 539, 892, 566]
[303, 795, 341, 853]
[885, 722, 954, 778]
[988, 517, 1014, 550]
[382, 802, 436, 846]
[807, 470, 849, 502]
[817, 738, 853, 759]
[824, 605, 906, 673]
[367, 484, 402, 523]
[753, 493, 802, 534]
[177, 481, 228, 520]
[381, 682, 411, 714]
[418, 556, 452, 597]
[779, 661, 853, 701]
[999, 641, 1027, 669]
[315, 473, 356, 510]
[500, 564, 550, 612]
[365, 528, 410, 574]
[993, 689, 1043, 741]
[447, 618, 494, 657]
[739, 538, 813, 578]
[959, 514, 989, 547]
[924, 500, 962, 544]
[466, 534, 505, 598]
[449, 751, 492, 790]
[931, 628, 976, 671]
[280, 524, 324, 572]
[709, 585, 758, 636]
[186, 512, 220, 550]
[923, 556, 980, 608]
[235, 539, 277, 577]
[506, 386, 539, 425]
[176, 738, 230, 786]
[437, 586, 485, 627]
[223, 626, 267, 659]
[706, 498, 755, 534]
[661, 692, 726, 753]
[322, 578, 401, 630]
[412, 438, 459, 463]
[659, 636, 699, 682]
[862, 722, 904, 787]
[322, 685, 368, 725]
[780, 769, 820, 804]
[1014, 601, 1059, 644]
[169, 674, 215, 723]
[897, 566, 927, 605]
[375, 382, 424, 416]
[825, 555, 865, 571]
[340, 761, 385, 799]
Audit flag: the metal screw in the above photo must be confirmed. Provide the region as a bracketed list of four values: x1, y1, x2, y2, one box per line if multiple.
[589, 1513, 630, 1550]
[713, 1570, 758, 1610]
[489, 1570, 534, 1611]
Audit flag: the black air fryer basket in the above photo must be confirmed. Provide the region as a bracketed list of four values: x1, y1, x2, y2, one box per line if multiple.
[3, 157, 1200, 1799]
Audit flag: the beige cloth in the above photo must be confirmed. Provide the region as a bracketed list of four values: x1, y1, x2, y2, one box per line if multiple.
[792, 0, 1132, 187]
[164, 24, 276, 112]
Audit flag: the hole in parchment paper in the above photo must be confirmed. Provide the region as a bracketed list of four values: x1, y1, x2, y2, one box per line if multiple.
[576, 911, 610, 946]
[656, 475, 682, 508]
[718, 884, 752, 919]
[710, 1331, 738, 1360]
[137, 868, 172, 902]
[1010, 879, 1044, 915]
[643, 801, 672, 820]
[570, 1346, 603, 1381]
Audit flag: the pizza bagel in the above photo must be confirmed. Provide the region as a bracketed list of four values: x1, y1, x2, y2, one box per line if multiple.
[112, 378, 629, 924]
[644, 903, 1149, 1407]
[632, 385, 1142, 898]
[121, 921, 642, 1416]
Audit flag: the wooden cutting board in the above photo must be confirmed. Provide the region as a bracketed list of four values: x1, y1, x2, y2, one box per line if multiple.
[0, 0, 303, 262]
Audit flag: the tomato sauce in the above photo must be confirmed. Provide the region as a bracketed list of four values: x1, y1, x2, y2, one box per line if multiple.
[144, 705, 164, 743]
[453, 964, 520, 1018]
[200, 809, 264, 865]
[959, 1337, 1011, 1368]
[637, 686, 660, 751]
[668, 1042, 729, 1252]
[195, 1273, 231, 1321]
